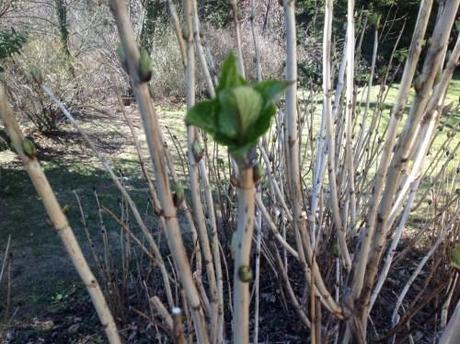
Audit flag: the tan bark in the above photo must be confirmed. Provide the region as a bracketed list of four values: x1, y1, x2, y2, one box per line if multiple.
[109, 0, 209, 341]
[232, 167, 255, 344]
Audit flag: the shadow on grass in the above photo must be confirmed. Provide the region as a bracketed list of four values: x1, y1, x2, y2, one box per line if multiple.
[0, 162, 153, 322]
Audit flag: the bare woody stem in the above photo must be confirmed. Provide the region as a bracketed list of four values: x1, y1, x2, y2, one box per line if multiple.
[358, 1, 459, 324]
[283, 0, 309, 272]
[229, 0, 245, 77]
[108, 0, 208, 341]
[0, 86, 122, 344]
[43, 85, 175, 310]
[440, 298, 460, 344]
[233, 166, 255, 344]
[344, 0, 357, 236]
[322, 0, 352, 270]
[183, 0, 220, 341]
[284, 0, 344, 320]
[350, 0, 434, 303]
[166, 0, 187, 68]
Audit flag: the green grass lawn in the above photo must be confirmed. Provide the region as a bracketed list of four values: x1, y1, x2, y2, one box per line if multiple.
[370, 76, 460, 170]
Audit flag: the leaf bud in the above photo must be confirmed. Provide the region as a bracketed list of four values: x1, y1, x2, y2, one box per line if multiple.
[138, 48, 153, 83]
[253, 163, 264, 184]
[238, 265, 253, 283]
[192, 141, 204, 163]
[22, 138, 37, 159]
[173, 183, 185, 207]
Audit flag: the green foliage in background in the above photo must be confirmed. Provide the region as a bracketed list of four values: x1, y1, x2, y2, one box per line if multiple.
[197, 0, 232, 28]
[0, 28, 26, 69]
[139, 0, 168, 53]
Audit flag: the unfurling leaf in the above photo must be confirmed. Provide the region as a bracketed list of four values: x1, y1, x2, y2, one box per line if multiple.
[254, 80, 291, 107]
[217, 86, 262, 139]
[246, 104, 276, 145]
[231, 86, 262, 134]
[186, 52, 287, 161]
[333, 243, 340, 258]
[216, 90, 241, 140]
[216, 53, 246, 94]
[185, 100, 218, 134]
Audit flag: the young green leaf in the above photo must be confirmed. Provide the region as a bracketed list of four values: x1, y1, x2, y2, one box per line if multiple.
[186, 52, 286, 160]
[212, 132, 238, 148]
[217, 89, 242, 140]
[254, 80, 291, 107]
[185, 100, 218, 134]
[231, 86, 262, 134]
[62, 204, 71, 214]
[246, 104, 276, 144]
[216, 53, 246, 94]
